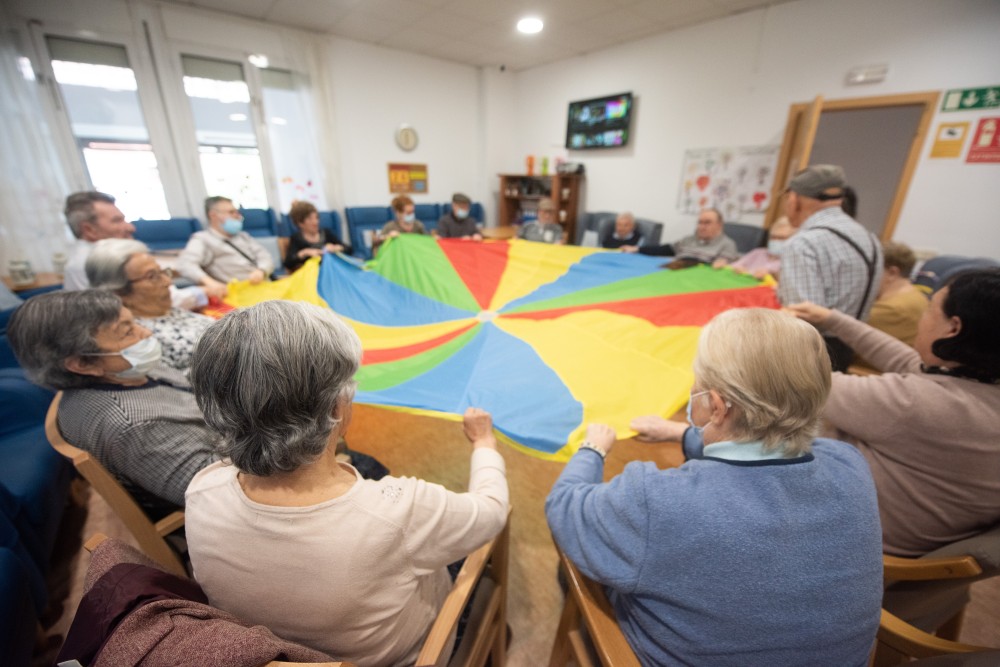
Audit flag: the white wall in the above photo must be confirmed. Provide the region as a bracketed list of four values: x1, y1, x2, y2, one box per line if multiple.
[322, 39, 482, 207]
[505, 0, 1000, 256]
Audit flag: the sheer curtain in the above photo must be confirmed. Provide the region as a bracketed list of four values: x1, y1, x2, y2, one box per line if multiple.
[0, 22, 73, 274]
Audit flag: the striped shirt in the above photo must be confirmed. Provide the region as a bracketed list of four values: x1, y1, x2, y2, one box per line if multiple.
[57, 364, 219, 508]
[778, 207, 883, 321]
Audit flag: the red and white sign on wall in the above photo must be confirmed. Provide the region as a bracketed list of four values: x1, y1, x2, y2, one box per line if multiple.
[966, 117, 1000, 163]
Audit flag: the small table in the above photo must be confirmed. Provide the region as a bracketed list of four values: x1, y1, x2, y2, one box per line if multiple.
[2, 272, 63, 293]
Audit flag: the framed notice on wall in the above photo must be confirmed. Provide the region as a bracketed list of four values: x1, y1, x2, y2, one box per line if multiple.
[388, 163, 428, 194]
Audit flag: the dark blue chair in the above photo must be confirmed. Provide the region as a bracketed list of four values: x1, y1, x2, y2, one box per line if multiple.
[0, 369, 71, 575]
[239, 208, 279, 238]
[723, 222, 768, 254]
[0, 539, 40, 665]
[414, 203, 441, 233]
[345, 206, 393, 260]
[914, 255, 1000, 295]
[1, 306, 21, 370]
[133, 218, 201, 251]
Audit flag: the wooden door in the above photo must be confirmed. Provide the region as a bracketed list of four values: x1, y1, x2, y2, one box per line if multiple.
[764, 92, 938, 240]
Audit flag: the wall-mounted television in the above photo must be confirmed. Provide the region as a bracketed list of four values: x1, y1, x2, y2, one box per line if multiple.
[565, 92, 633, 150]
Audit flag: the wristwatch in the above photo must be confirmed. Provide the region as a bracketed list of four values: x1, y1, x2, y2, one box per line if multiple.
[578, 441, 607, 460]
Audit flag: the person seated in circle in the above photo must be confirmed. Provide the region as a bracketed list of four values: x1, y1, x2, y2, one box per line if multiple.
[518, 199, 564, 244]
[712, 216, 795, 280]
[380, 195, 428, 239]
[551, 308, 882, 666]
[87, 239, 214, 375]
[7, 290, 218, 513]
[435, 192, 482, 240]
[184, 300, 509, 665]
[283, 201, 350, 273]
[850, 240, 928, 372]
[787, 268, 1000, 557]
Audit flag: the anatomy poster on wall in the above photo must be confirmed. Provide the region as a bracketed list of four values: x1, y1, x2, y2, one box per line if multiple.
[677, 145, 780, 222]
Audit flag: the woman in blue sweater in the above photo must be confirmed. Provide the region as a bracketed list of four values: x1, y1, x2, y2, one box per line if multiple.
[546, 308, 883, 667]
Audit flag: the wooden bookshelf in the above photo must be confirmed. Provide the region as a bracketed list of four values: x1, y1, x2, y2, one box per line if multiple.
[498, 173, 584, 244]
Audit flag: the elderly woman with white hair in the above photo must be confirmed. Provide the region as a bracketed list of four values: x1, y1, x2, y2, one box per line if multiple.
[7, 290, 218, 511]
[547, 308, 882, 666]
[86, 239, 213, 374]
[184, 301, 509, 666]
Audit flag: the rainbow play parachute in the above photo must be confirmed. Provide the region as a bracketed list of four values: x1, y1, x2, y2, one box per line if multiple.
[225, 235, 780, 460]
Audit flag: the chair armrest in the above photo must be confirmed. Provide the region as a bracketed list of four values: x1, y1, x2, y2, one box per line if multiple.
[884, 554, 982, 581]
[155, 511, 186, 537]
[416, 517, 510, 666]
[84, 533, 110, 553]
[558, 549, 640, 667]
[876, 609, 988, 660]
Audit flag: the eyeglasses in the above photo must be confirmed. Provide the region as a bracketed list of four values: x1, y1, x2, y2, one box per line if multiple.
[128, 267, 174, 284]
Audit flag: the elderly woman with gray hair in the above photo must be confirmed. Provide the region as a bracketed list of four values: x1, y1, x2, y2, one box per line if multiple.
[547, 308, 882, 666]
[184, 300, 509, 666]
[7, 290, 217, 511]
[86, 239, 213, 374]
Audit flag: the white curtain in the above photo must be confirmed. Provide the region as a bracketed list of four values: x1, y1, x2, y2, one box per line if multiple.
[0, 22, 73, 274]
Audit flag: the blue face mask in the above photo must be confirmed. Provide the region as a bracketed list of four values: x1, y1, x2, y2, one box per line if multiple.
[403, 213, 416, 224]
[454, 208, 469, 220]
[767, 239, 787, 255]
[222, 217, 243, 235]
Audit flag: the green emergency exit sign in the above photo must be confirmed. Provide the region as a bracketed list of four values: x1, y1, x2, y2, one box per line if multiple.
[941, 87, 1000, 111]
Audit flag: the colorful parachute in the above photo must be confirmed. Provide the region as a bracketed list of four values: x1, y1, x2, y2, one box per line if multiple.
[226, 235, 780, 460]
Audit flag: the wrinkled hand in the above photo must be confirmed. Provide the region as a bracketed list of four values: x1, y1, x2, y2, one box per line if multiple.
[324, 243, 343, 254]
[584, 423, 616, 456]
[751, 268, 769, 280]
[712, 258, 729, 269]
[472, 233, 483, 242]
[202, 278, 228, 300]
[785, 301, 833, 327]
[620, 245, 639, 254]
[630, 415, 687, 442]
[248, 268, 266, 285]
[463, 407, 497, 450]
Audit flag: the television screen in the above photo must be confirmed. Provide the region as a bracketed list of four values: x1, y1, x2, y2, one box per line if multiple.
[565, 92, 633, 150]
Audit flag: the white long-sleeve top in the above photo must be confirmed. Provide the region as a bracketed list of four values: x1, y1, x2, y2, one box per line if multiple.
[184, 448, 509, 667]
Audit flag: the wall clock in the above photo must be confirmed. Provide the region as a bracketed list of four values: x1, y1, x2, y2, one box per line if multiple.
[395, 124, 418, 151]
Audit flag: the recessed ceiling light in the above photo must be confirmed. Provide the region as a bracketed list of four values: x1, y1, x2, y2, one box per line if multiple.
[517, 17, 543, 34]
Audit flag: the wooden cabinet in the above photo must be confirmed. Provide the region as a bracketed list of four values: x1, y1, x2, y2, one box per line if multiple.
[498, 173, 584, 244]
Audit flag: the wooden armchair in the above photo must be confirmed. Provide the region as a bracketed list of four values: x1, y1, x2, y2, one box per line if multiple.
[83, 518, 509, 667]
[883, 523, 1000, 640]
[871, 609, 994, 666]
[549, 546, 639, 667]
[45, 392, 187, 576]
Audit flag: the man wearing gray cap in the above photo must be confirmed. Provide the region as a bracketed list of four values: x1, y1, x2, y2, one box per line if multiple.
[779, 164, 882, 372]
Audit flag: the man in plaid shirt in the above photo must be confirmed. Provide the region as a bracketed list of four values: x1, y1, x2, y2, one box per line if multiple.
[779, 165, 882, 372]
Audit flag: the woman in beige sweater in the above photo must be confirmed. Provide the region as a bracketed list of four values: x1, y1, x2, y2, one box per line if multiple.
[788, 268, 1000, 556]
[184, 301, 509, 666]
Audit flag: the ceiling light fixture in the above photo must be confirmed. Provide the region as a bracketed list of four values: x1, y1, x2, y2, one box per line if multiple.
[517, 17, 543, 34]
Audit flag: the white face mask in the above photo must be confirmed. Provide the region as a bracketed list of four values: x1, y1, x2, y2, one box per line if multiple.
[767, 239, 787, 256]
[686, 390, 711, 430]
[89, 336, 162, 379]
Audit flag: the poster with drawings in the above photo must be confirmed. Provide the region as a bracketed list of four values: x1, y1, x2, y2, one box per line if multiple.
[677, 145, 780, 222]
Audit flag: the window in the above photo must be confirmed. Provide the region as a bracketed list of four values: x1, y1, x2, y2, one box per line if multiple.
[260, 68, 328, 212]
[47, 36, 170, 220]
[181, 55, 268, 208]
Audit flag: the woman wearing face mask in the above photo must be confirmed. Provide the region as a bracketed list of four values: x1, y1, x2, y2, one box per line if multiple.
[7, 290, 218, 513]
[380, 195, 428, 239]
[87, 239, 214, 375]
[547, 308, 882, 667]
[787, 268, 1000, 557]
[711, 217, 795, 279]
